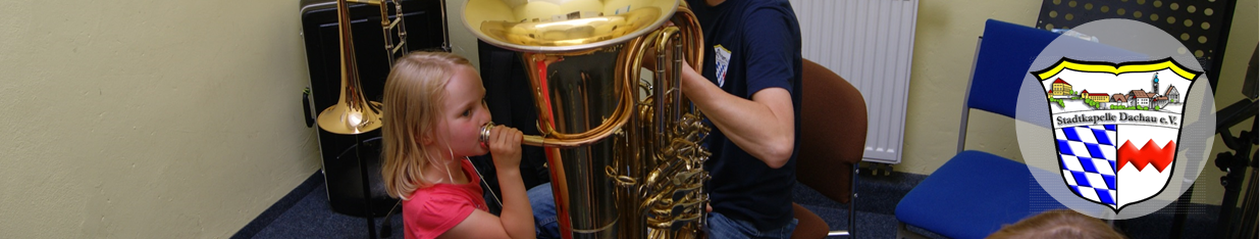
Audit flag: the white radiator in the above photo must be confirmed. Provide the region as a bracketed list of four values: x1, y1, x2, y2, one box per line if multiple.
[789, 0, 919, 164]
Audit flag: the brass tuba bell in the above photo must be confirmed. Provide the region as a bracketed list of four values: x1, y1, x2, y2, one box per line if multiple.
[464, 0, 710, 238]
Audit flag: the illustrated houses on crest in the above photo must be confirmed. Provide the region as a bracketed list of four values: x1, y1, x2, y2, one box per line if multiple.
[1046, 74, 1179, 110]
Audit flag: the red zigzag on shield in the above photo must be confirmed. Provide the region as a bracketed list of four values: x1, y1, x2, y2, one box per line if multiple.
[1117, 140, 1176, 172]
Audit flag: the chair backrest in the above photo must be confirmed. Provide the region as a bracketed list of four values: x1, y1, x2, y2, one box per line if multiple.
[965, 20, 1061, 118]
[959, 20, 1146, 153]
[956, 20, 1060, 153]
[797, 58, 867, 203]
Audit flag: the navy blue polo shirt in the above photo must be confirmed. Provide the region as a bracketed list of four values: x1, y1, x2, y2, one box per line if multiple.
[687, 0, 803, 231]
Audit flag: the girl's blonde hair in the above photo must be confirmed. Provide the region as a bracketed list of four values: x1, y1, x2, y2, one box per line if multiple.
[381, 51, 471, 200]
[986, 209, 1127, 239]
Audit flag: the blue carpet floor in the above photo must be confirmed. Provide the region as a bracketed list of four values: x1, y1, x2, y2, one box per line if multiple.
[234, 170, 1223, 239]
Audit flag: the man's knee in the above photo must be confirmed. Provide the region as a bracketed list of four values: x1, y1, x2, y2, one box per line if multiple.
[527, 183, 560, 238]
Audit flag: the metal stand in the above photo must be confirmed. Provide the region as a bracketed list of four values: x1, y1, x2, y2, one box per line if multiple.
[1214, 99, 1258, 238]
[355, 134, 379, 239]
[1170, 182, 1194, 239]
[1210, 45, 1257, 236]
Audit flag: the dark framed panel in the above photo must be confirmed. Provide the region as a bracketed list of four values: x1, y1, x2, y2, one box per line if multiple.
[1036, 0, 1238, 91]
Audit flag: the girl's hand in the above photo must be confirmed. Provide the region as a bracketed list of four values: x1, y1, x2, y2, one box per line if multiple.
[487, 125, 523, 169]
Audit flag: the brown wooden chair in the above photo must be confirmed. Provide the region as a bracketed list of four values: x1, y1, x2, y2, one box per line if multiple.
[790, 59, 867, 239]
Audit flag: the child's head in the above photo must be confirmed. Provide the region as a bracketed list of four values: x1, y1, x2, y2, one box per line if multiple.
[986, 209, 1126, 239]
[381, 51, 491, 199]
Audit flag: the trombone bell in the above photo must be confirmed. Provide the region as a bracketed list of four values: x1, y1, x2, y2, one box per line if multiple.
[316, 95, 383, 134]
[315, 0, 393, 135]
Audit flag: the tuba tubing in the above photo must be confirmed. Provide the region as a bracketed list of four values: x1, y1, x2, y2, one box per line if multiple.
[477, 7, 703, 148]
[464, 1, 709, 238]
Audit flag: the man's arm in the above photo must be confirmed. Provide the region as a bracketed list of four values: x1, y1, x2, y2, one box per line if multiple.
[680, 63, 795, 168]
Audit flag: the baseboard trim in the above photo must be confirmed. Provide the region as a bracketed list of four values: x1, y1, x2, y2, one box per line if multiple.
[231, 171, 325, 239]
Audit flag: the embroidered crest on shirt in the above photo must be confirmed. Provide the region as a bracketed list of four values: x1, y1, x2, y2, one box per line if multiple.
[713, 44, 731, 87]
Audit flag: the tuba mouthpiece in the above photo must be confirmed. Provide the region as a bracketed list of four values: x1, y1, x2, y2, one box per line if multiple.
[479, 121, 495, 147]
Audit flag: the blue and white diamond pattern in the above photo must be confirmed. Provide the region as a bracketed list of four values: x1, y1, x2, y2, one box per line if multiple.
[1056, 125, 1119, 206]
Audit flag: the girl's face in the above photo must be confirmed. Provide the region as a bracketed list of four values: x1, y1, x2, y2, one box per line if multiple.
[435, 65, 491, 158]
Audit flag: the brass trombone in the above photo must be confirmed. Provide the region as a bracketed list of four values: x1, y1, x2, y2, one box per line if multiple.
[315, 0, 408, 135]
[312, 0, 409, 237]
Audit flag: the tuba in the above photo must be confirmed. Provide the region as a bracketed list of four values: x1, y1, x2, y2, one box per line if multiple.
[464, 0, 709, 238]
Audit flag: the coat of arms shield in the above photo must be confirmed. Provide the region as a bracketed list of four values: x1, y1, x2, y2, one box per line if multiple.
[1033, 58, 1200, 211]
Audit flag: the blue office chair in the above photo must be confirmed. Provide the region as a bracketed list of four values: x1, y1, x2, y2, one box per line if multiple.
[893, 19, 1069, 239]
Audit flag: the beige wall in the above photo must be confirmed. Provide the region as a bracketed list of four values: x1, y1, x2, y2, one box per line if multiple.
[0, 0, 1254, 237]
[0, 0, 321, 238]
[447, 0, 480, 70]
[898, 0, 1258, 206]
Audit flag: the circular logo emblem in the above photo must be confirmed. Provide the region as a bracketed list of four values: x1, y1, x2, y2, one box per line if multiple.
[1015, 19, 1215, 220]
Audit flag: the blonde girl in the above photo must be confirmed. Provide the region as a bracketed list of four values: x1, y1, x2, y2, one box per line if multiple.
[381, 51, 534, 239]
[986, 209, 1126, 239]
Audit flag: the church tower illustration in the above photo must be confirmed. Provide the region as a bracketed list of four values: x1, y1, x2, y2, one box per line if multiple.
[1151, 73, 1159, 95]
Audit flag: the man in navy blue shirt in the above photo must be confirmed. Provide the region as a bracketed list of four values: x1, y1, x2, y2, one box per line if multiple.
[681, 0, 804, 238]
